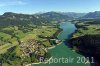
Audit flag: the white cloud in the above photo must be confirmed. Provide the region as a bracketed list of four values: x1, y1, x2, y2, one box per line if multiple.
[0, 1, 27, 7]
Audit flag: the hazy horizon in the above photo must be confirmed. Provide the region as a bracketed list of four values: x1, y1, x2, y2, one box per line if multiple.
[0, 0, 100, 15]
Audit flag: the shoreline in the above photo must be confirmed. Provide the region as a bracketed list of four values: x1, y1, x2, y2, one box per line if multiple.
[47, 46, 55, 49]
[25, 25, 63, 66]
[25, 41, 62, 66]
[48, 41, 62, 49]
[25, 57, 53, 66]
[25, 42, 62, 66]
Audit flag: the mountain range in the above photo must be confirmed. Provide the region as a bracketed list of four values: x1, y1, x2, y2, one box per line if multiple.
[82, 11, 100, 18]
[0, 11, 100, 28]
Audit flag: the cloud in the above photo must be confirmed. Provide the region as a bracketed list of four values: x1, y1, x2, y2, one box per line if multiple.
[0, 1, 27, 7]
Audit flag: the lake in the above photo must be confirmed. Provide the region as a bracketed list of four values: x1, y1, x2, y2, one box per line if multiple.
[32, 22, 90, 66]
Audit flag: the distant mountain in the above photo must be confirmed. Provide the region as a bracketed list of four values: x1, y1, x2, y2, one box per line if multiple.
[1, 11, 97, 28]
[0, 12, 50, 28]
[2, 12, 38, 20]
[36, 12, 71, 21]
[0, 12, 74, 28]
[82, 11, 100, 18]
[61, 12, 86, 18]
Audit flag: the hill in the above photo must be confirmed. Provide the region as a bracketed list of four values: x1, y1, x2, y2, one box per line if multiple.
[61, 12, 86, 18]
[82, 11, 100, 18]
[35, 12, 71, 21]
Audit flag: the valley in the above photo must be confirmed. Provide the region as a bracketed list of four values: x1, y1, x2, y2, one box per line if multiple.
[0, 11, 100, 66]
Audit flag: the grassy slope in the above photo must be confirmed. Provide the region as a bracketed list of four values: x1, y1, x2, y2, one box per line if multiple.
[73, 23, 100, 38]
[0, 26, 58, 54]
[0, 25, 58, 66]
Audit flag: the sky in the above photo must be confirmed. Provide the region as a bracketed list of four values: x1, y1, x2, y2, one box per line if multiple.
[0, 0, 100, 15]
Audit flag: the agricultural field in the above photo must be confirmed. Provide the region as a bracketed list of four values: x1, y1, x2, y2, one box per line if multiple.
[0, 24, 59, 65]
[0, 25, 58, 53]
[73, 22, 100, 38]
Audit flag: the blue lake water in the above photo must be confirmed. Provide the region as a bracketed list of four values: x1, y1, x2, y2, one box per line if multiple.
[32, 22, 90, 66]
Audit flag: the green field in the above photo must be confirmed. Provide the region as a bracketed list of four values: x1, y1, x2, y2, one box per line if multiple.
[0, 25, 58, 53]
[0, 25, 59, 66]
[73, 23, 100, 38]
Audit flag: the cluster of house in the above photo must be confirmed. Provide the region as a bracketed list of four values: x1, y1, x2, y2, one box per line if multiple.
[19, 39, 47, 58]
